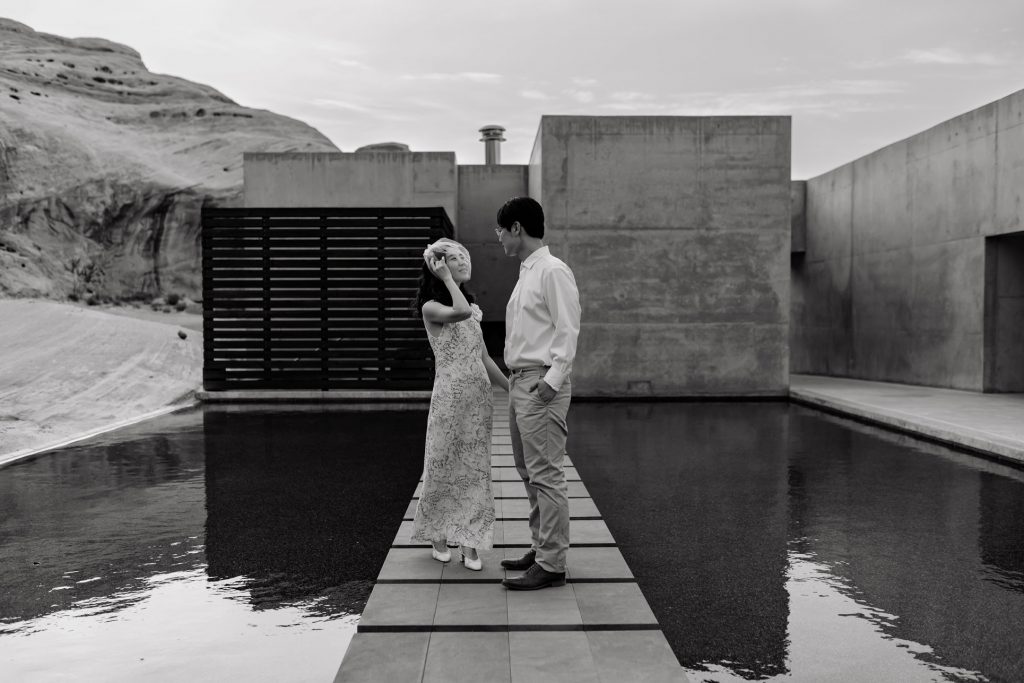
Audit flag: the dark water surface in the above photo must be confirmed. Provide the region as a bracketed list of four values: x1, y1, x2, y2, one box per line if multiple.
[570, 402, 1024, 683]
[0, 406, 424, 682]
[4, 402, 1022, 682]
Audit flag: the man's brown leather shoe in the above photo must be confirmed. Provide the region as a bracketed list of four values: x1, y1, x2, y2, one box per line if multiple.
[499, 549, 536, 570]
[502, 562, 566, 590]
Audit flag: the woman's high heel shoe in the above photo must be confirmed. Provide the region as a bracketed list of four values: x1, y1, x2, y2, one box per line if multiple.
[461, 547, 482, 571]
[431, 545, 451, 563]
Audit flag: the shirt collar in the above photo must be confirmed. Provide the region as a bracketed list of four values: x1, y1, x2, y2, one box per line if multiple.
[520, 246, 549, 272]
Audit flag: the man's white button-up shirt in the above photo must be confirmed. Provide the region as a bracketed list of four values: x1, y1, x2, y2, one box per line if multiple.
[504, 246, 581, 391]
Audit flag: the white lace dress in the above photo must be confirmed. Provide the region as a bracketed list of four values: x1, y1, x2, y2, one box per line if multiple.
[411, 304, 495, 550]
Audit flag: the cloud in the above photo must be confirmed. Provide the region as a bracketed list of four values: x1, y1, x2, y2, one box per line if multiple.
[565, 89, 595, 103]
[520, 89, 551, 100]
[330, 58, 370, 69]
[572, 77, 598, 86]
[402, 72, 502, 83]
[310, 98, 414, 121]
[902, 47, 1006, 66]
[312, 99, 375, 113]
[610, 91, 655, 102]
[853, 48, 1008, 68]
[595, 80, 905, 117]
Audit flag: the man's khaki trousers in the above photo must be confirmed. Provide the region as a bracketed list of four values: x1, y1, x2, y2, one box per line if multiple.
[508, 368, 572, 573]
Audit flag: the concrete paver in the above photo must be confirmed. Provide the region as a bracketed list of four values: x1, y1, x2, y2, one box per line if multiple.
[421, 633, 511, 683]
[588, 631, 690, 683]
[509, 632, 600, 683]
[359, 584, 440, 630]
[378, 548, 444, 581]
[507, 584, 583, 627]
[333, 633, 429, 683]
[434, 584, 509, 627]
[563, 548, 635, 581]
[572, 583, 659, 626]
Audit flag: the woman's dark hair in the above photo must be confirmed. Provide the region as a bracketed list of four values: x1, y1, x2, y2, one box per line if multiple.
[411, 261, 475, 315]
[497, 196, 544, 238]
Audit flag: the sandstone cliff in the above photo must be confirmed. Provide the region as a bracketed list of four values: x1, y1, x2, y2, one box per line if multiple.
[0, 18, 339, 299]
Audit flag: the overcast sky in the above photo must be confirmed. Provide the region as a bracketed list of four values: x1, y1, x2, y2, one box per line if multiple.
[5, 0, 1023, 178]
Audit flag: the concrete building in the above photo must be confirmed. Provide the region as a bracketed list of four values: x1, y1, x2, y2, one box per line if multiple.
[243, 115, 793, 398]
[791, 88, 1024, 392]
[530, 116, 792, 397]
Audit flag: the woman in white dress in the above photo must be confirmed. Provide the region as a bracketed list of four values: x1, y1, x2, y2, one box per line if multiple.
[410, 239, 509, 570]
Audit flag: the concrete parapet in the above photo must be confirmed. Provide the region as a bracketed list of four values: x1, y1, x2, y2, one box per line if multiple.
[243, 151, 457, 227]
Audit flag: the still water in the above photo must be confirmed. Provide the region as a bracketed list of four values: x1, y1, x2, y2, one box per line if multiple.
[570, 402, 1024, 682]
[2, 402, 1022, 681]
[0, 407, 425, 682]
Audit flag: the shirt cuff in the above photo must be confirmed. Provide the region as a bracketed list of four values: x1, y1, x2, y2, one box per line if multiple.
[543, 368, 566, 392]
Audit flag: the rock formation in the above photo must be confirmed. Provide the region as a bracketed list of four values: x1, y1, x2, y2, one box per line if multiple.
[0, 18, 339, 299]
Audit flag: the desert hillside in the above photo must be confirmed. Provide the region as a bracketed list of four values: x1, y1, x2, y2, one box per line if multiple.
[0, 18, 339, 300]
[0, 299, 202, 464]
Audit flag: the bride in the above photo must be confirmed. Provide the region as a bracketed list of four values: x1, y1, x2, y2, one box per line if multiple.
[409, 238, 509, 570]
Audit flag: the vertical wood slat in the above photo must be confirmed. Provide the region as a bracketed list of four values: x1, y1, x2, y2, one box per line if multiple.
[201, 207, 453, 391]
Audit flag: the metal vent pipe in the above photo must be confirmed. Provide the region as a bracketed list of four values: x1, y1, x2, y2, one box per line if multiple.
[478, 125, 506, 165]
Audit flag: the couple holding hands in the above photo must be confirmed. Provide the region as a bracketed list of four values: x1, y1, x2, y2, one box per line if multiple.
[410, 196, 581, 590]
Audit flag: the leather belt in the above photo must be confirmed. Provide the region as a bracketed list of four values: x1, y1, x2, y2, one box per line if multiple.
[509, 365, 550, 375]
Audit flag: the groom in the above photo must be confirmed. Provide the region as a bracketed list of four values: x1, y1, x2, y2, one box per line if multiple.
[495, 196, 581, 591]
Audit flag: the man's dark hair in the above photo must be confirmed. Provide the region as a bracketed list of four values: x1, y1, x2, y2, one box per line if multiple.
[497, 196, 544, 239]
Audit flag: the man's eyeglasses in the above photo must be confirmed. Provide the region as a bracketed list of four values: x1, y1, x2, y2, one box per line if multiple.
[495, 222, 519, 237]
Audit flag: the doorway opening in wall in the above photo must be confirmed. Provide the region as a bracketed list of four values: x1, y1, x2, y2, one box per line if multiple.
[984, 231, 1024, 392]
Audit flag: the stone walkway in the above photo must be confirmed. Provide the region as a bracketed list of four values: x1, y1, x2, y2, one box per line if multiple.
[791, 374, 1024, 466]
[334, 391, 687, 682]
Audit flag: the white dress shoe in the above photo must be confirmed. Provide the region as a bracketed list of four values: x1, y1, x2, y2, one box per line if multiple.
[431, 547, 451, 563]
[461, 548, 482, 571]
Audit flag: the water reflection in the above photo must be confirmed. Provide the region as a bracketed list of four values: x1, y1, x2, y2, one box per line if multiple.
[0, 406, 425, 682]
[203, 408, 426, 618]
[569, 402, 1024, 682]
[979, 473, 1024, 594]
[568, 403, 790, 679]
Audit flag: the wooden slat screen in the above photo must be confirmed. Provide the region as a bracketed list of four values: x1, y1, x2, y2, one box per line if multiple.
[201, 207, 453, 391]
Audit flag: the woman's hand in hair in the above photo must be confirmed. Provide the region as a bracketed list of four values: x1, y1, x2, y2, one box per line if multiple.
[427, 255, 453, 282]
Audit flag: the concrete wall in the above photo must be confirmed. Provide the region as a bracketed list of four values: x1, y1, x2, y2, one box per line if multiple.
[532, 115, 792, 397]
[792, 88, 1024, 390]
[243, 151, 458, 227]
[455, 165, 527, 323]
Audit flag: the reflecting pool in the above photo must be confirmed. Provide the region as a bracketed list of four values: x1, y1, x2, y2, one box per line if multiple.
[570, 402, 1024, 682]
[3, 400, 1022, 681]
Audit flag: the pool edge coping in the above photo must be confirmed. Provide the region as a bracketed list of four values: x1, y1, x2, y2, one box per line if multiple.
[788, 387, 1024, 468]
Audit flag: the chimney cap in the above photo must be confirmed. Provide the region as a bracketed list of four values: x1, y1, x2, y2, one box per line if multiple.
[478, 125, 506, 141]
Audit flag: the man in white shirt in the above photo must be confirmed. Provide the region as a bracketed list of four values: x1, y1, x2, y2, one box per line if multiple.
[495, 197, 581, 591]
